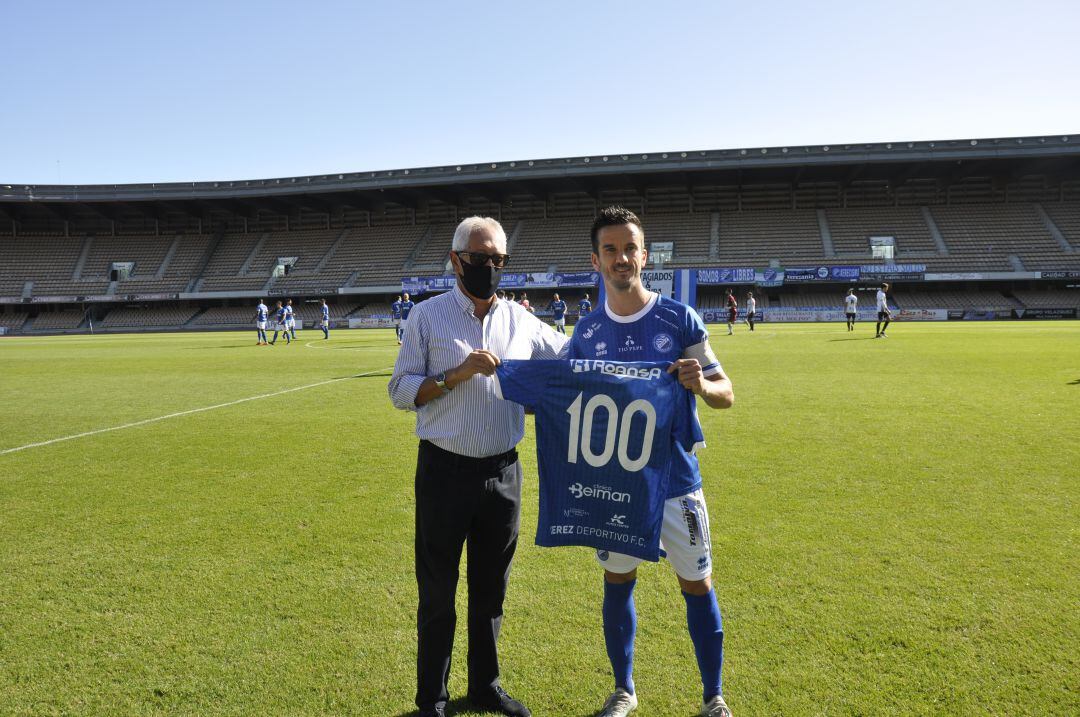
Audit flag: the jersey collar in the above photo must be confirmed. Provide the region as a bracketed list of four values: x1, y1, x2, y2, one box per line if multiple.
[604, 292, 658, 324]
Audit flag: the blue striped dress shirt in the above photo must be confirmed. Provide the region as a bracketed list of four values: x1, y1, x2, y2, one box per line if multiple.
[388, 283, 570, 458]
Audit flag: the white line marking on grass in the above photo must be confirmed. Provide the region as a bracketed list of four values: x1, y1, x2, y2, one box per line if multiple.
[0, 367, 394, 457]
[303, 340, 389, 352]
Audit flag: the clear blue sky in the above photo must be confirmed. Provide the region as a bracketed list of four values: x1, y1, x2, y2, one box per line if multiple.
[3, 0, 1077, 185]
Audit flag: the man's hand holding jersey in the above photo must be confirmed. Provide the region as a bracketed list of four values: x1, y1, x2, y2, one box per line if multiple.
[667, 358, 735, 410]
[449, 349, 501, 386]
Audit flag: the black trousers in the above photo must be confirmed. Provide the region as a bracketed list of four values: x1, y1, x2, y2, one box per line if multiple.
[414, 440, 522, 711]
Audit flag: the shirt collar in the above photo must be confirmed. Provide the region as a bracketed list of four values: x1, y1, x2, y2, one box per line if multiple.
[452, 281, 499, 318]
[604, 292, 658, 324]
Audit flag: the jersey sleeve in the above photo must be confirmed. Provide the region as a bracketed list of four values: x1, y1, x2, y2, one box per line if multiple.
[682, 306, 722, 377]
[492, 359, 557, 408]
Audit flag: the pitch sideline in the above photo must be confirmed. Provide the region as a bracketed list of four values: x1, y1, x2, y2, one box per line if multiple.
[0, 366, 394, 457]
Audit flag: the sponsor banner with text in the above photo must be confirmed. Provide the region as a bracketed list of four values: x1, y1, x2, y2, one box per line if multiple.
[1013, 307, 1077, 319]
[349, 316, 396, 329]
[784, 266, 861, 282]
[695, 267, 755, 284]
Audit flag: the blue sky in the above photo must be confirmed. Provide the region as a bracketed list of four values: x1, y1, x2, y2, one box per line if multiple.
[2, 0, 1077, 185]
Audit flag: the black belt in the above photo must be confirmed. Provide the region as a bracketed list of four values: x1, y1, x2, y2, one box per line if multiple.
[419, 440, 518, 475]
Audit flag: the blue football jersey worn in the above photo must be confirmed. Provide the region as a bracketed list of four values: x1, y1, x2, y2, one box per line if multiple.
[550, 300, 567, 320]
[391, 300, 403, 319]
[569, 293, 721, 498]
[276, 307, 286, 322]
[321, 305, 330, 320]
[579, 299, 592, 314]
[257, 304, 268, 321]
[401, 300, 415, 319]
[495, 359, 704, 562]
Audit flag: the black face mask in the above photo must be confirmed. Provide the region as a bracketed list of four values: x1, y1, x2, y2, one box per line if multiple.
[459, 262, 501, 299]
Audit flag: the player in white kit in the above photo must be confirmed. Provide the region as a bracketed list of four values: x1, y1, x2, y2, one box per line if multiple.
[844, 289, 858, 331]
[875, 283, 891, 338]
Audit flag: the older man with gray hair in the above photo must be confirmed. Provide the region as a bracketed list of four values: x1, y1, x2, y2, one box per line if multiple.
[389, 216, 568, 717]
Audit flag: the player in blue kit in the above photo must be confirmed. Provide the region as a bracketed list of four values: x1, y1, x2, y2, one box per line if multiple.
[269, 300, 291, 345]
[400, 293, 415, 345]
[572, 206, 735, 717]
[392, 295, 404, 344]
[548, 293, 568, 334]
[254, 299, 269, 345]
[579, 293, 593, 317]
[320, 298, 330, 339]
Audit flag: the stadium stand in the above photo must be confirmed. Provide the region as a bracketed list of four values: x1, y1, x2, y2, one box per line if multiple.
[511, 218, 594, 272]
[99, 305, 201, 328]
[696, 293, 770, 310]
[292, 301, 362, 323]
[27, 309, 85, 330]
[825, 207, 939, 258]
[0, 236, 84, 297]
[715, 210, 826, 266]
[1011, 289, 1080, 308]
[1041, 202, 1080, 250]
[0, 311, 29, 332]
[892, 288, 1018, 310]
[189, 306, 261, 327]
[929, 204, 1073, 271]
[330, 225, 428, 286]
[645, 213, 712, 263]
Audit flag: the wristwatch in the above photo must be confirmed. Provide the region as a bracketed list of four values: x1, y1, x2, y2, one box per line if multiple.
[435, 371, 452, 395]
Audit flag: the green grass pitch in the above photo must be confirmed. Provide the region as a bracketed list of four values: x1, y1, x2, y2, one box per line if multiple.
[1, 321, 1077, 716]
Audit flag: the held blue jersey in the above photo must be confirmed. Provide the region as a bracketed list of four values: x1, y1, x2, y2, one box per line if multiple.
[550, 300, 567, 320]
[494, 359, 704, 562]
[391, 300, 403, 319]
[569, 293, 721, 498]
[401, 300, 415, 319]
[579, 299, 592, 314]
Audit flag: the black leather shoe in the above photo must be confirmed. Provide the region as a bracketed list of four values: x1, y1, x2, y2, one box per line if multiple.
[418, 706, 446, 717]
[468, 686, 531, 717]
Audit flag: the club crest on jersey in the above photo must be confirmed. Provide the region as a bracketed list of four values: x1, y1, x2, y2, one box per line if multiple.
[652, 333, 675, 353]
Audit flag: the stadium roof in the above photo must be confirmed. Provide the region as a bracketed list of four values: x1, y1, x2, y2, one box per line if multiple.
[1, 134, 1078, 230]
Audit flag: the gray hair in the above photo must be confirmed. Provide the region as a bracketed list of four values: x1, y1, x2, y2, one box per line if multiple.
[452, 216, 507, 252]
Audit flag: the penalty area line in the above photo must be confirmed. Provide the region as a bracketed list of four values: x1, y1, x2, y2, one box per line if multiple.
[0, 366, 394, 457]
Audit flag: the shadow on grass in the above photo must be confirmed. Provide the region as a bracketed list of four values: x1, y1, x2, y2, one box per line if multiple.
[389, 697, 471, 717]
[826, 336, 877, 342]
[1069, 378, 1080, 385]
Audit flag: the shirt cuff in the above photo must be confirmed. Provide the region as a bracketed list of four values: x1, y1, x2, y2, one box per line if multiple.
[392, 374, 427, 412]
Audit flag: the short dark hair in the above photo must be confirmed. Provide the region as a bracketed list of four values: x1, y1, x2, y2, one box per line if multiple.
[881, 282, 890, 290]
[591, 205, 643, 253]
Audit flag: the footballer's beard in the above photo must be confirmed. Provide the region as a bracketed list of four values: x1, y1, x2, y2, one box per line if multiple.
[605, 262, 638, 291]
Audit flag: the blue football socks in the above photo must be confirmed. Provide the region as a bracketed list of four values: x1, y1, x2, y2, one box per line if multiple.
[602, 579, 637, 694]
[683, 589, 724, 702]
